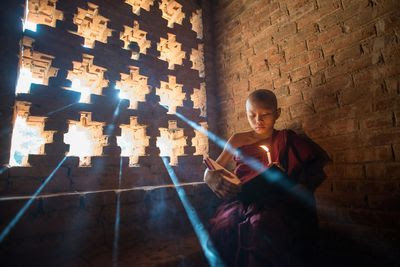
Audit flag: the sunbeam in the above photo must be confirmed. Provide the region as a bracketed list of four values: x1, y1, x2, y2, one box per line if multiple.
[0, 156, 67, 243]
[105, 100, 122, 135]
[0, 165, 10, 176]
[46, 102, 79, 116]
[161, 157, 226, 267]
[112, 157, 123, 267]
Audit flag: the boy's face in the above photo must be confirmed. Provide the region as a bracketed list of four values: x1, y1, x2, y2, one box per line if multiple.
[246, 99, 280, 135]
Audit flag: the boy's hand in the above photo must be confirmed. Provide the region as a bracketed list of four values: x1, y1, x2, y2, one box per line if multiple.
[268, 162, 286, 172]
[204, 169, 241, 199]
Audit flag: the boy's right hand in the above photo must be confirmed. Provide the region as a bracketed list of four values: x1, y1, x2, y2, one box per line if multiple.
[204, 169, 241, 199]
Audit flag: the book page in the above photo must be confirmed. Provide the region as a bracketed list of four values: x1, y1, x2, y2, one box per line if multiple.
[204, 157, 241, 185]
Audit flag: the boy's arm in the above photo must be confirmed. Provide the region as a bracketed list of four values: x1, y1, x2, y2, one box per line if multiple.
[204, 134, 241, 199]
[215, 134, 239, 168]
[289, 131, 330, 192]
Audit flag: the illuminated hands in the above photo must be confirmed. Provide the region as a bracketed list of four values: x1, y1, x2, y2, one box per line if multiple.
[204, 169, 241, 199]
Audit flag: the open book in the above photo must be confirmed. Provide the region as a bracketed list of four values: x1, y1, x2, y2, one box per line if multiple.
[203, 157, 241, 186]
[204, 156, 292, 202]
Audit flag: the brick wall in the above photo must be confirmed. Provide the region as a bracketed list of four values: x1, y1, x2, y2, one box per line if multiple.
[213, 0, 400, 250]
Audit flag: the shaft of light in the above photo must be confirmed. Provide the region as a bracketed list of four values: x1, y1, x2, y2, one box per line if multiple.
[112, 157, 123, 266]
[0, 156, 67, 243]
[161, 157, 225, 267]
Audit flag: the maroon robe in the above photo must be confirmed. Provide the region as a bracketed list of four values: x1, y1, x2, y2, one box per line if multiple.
[209, 129, 327, 267]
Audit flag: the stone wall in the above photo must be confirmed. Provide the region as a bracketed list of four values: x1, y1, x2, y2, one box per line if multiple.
[0, 0, 220, 265]
[213, 0, 400, 259]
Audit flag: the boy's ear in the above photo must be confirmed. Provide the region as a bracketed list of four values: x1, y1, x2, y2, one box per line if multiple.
[275, 108, 281, 119]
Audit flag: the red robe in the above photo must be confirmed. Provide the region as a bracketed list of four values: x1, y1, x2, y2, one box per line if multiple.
[209, 129, 327, 267]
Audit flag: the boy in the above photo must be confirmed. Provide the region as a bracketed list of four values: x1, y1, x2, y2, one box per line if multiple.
[204, 89, 327, 266]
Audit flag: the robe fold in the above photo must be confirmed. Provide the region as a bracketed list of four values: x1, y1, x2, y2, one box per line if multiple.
[209, 129, 327, 267]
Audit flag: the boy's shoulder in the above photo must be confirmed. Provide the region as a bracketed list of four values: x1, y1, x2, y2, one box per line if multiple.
[228, 131, 256, 148]
[275, 128, 303, 142]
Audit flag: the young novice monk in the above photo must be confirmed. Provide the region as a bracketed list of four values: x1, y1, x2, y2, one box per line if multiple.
[204, 89, 327, 267]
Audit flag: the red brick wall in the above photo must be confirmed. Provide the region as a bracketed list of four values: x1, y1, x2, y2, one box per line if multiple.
[213, 0, 400, 239]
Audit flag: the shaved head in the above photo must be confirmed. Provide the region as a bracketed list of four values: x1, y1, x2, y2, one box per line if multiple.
[246, 89, 277, 111]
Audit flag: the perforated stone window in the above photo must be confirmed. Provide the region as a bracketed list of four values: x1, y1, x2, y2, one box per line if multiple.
[9, 102, 54, 167]
[72, 2, 112, 48]
[156, 75, 185, 114]
[190, 9, 203, 39]
[125, 0, 154, 15]
[64, 112, 107, 166]
[157, 33, 186, 70]
[16, 37, 58, 94]
[9, 0, 208, 173]
[192, 122, 209, 157]
[23, 0, 63, 32]
[66, 54, 109, 103]
[191, 82, 207, 117]
[116, 66, 150, 109]
[190, 44, 205, 78]
[157, 120, 187, 166]
[117, 117, 150, 166]
[120, 21, 151, 60]
[159, 0, 185, 28]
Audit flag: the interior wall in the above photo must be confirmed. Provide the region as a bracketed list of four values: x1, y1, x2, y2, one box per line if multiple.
[213, 0, 400, 249]
[0, 0, 220, 265]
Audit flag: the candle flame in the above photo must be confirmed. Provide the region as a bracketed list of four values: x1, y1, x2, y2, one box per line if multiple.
[259, 145, 269, 152]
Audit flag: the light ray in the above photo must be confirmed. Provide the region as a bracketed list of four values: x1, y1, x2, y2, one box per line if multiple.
[112, 157, 123, 266]
[0, 156, 67, 243]
[161, 157, 225, 267]
[46, 102, 79, 116]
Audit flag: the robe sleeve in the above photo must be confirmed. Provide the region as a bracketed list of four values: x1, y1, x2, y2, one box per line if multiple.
[286, 130, 329, 192]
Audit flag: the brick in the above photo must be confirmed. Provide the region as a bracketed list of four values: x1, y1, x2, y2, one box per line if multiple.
[333, 180, 359, 193]
[283, 41, 307, 59]
[393, 144, 400, 162]
[273, 22, 297, 42]
[334, 145, 394, 163]
[313, 93, 339, 112]
[359, 181, 398, 194]
[334, 44, 362, 63]
[296, 0, 341, 30]
[368, 194, 400, 211]
[360, 111, 394, 129]
[316, 192, 368, 209]
[327, 118, 359, 135]
[267, 53, 285, 66]
[278, 93, 303, 108]
[272, 74, 291, 89]
[290, 65, 310, 82]
[326, 54, 373, 80]
[307, 24, 342, 50]
[287, 0, 315, 19]
[310, 58, 330, 75]
[280, 50, 321, 73]
[322, 24, 376, 56]
[289, 77, 311, 95]
[289, 101, 315, 118]
[334, 164, 365, 179]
